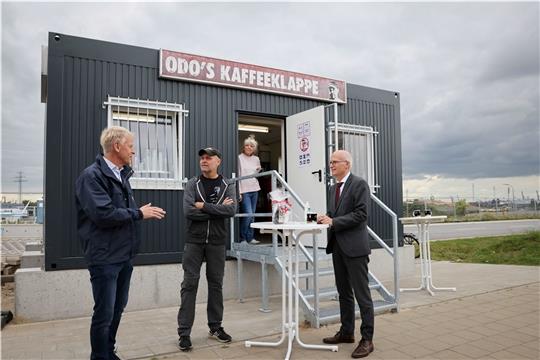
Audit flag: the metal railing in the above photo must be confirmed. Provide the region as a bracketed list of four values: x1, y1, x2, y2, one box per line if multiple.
[229, 170, 313, 312]
[228, 170, 400, 325]
[229, 170, 307, 222]
[369, 194, 400, 308]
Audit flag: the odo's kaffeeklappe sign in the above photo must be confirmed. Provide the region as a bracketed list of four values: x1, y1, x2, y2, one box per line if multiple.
[159, 49, 346, 104]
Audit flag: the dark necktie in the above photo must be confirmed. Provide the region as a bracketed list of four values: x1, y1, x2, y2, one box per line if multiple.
[335, 182, 343, 207]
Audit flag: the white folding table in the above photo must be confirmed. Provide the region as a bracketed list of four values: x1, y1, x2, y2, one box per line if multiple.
[246, 221, 338, 360]
[399, 215, 456, 296]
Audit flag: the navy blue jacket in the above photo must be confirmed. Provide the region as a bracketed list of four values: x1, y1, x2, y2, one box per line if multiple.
[75, 154, 143, 266]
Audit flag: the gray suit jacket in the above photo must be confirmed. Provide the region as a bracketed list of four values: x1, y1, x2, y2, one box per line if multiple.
[326, 173, 370, 257]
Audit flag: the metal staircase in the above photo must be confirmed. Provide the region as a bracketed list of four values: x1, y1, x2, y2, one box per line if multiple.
[228, 170, 400, 328]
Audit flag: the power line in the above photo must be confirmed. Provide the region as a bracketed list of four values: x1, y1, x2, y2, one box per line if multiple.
[13, 171, 28, 204]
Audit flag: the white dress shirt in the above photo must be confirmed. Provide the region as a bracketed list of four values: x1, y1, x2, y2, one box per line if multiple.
[103, 156, 123, 182]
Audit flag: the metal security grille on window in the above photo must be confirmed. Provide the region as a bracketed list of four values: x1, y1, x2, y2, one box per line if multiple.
[105, 96, 188, 190]
[112, 111, 173, 178]
[331, 125, 379, 193]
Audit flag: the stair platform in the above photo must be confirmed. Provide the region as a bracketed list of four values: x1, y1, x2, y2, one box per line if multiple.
[228, 242, 332, 264]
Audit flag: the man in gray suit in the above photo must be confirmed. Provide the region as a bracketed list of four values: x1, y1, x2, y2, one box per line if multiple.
[318, 150, 374, 358]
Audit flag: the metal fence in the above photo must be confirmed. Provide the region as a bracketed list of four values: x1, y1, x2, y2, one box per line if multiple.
[403, 196, 540, 219]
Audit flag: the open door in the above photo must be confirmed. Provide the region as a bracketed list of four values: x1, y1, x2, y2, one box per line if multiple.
[286, 106, 327, 248]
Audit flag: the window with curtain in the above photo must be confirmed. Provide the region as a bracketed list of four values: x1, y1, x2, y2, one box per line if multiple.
[332, 125, 378, 193]
[105, 96, 187, 190]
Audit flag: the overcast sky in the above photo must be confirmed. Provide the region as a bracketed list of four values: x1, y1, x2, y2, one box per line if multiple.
[1, 2, 539, 200]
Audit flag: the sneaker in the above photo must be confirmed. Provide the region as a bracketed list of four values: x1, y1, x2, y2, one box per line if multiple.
[209, 327, 232, 343]
[178, 336, 192, 351]
[249, 239, 260, 244]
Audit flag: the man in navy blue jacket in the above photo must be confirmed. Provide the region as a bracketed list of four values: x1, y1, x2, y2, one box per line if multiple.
[76, 126, 166, 360]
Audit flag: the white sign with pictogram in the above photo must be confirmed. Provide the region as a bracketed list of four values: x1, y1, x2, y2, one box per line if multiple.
[297, 121, 311, 167]
[286, 106, 327, 248]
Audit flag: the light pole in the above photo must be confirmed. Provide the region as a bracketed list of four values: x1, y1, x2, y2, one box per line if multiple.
[493, 186, 498, 213]
[406, 189, 409, 217]
[503, 183, 515, 211]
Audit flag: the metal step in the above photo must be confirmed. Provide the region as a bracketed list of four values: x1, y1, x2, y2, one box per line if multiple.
[298, 267, 334, 278]
[229, 245, 333, 264]
[302, 282, 382, 300]
[316, 300, 397, 326]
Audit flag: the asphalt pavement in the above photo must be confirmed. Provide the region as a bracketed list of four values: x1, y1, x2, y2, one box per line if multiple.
[404, 219, 540, 240]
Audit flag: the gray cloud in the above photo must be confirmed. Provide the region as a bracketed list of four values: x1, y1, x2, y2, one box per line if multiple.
[1, 2, 539, 193]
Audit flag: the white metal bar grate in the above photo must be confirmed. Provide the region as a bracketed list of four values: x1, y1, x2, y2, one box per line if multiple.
[329, 124, 379, 193]
[105, 96, 186, 190]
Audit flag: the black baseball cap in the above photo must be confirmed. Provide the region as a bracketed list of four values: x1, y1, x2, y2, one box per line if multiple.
[198, 147, 222, 159]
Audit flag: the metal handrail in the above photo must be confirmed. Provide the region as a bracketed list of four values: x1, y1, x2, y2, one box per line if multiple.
[231, 170, 307, 207]
[230, 170, 308, 228]
[231, 170, 307, 216]
[370, 193, 400, 308]
[235, 213, 272, 218]
[229, 170, 316, 314]
[228, 170, 400, 325]
[367, 228, 393, 255]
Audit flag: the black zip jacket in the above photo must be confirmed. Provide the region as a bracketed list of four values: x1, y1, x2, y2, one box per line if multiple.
[75, 154, 143, 266]
[183, 175, 236, 245]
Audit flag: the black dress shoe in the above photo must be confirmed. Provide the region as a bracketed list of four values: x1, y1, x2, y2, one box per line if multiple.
[323, 330, 355, 344]
[351, 339, 374, 358]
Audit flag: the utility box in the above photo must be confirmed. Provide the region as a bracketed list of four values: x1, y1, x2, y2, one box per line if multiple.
[36, 199, 44, 224]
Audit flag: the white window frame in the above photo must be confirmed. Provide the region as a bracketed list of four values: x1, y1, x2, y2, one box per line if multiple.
[331, 124, 379, 193]
[104, 96, 188, 190]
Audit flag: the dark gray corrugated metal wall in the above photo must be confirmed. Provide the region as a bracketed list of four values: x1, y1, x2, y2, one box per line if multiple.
[45, 33, 402, 270]
[340, 86, 403, 243]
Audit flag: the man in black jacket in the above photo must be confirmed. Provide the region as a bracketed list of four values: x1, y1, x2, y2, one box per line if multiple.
[76, 126, 166, 360]
[318, 150, 374, 358]
[177, 147, 236, 351]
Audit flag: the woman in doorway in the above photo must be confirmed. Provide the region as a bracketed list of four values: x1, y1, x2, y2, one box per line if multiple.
[238, 135, 261, 244]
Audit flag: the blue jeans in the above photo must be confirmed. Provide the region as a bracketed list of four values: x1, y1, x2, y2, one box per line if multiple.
[239, 191, 258, 242]
[88, 260, 133, 360]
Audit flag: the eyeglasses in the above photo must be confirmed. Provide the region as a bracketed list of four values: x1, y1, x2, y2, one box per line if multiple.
[329, 160, 348, 166]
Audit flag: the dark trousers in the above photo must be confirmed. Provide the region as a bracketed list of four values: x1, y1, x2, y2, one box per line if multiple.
[88, 260, 133, 360]
[332, 242, 374, 340]
[177, 243, 226, 337]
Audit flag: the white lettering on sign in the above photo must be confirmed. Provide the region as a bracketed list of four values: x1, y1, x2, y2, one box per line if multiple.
[206, 63, 215, 79]
[221, 65, 230, 81]
[165, 56, 217, 79]
[160, 50, 346, 103]
[165, 56, 176, 73]
[232, 67, 241, 83]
